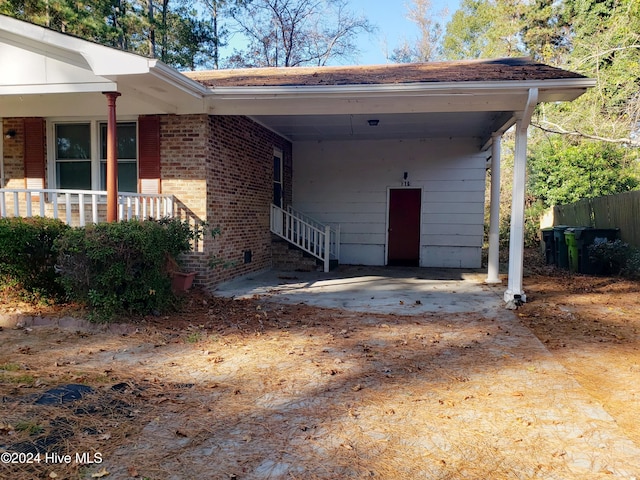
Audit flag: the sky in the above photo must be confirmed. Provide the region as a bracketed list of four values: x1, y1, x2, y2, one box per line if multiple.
[342, 0, 461, 65]
[221, 0, 462, 66]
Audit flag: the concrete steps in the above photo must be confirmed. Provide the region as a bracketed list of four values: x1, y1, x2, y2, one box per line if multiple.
[271, 237, 338, 272]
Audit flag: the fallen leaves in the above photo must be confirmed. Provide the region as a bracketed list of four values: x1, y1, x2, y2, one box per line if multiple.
[90, 467, 110, 478]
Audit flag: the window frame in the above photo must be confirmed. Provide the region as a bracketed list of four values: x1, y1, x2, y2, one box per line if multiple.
[273, 148, 283, 208]
[47, 117, 138, 194]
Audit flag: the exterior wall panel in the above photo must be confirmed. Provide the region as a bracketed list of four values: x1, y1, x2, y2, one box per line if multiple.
[293, 138, 487, 268]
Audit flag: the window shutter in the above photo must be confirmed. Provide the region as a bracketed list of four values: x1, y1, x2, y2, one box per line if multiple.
[23, 118, 45, 192]
[138, 115, 161, 194]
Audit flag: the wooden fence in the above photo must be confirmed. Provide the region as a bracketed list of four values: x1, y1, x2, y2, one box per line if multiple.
[542, 190, 640, 248]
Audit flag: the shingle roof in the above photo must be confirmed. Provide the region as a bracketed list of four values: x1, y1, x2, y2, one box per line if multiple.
[184, 57, 587, 88]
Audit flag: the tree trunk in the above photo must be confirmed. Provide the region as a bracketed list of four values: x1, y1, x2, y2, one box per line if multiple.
[148, 0, 156, 57]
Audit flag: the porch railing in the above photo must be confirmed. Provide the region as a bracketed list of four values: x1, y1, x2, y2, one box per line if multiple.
[0, 188, 175, 226]
[270, 204, 340, 272]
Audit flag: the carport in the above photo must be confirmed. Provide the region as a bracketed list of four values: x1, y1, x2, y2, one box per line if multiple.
[191, 60, 595, 303]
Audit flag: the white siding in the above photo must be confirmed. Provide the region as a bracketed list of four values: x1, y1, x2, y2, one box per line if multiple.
[293, 138, 487, 268]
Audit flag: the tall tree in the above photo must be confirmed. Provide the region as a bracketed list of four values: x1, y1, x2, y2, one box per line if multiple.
[520, 0, 571, 66]
[226, 0, 375, 67]
[162, 4, 217, 69]
[389, 0, 444, 63]
[440, 0, 524, 60]
[524, 0, 640, 219]
[0, 0, 115, 40]
[199, 0, 246, 69]
[532, 0, 640, 146]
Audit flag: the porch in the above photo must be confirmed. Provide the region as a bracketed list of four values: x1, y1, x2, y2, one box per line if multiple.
[0, 188, 175, 226]
[0, 188, 339, 273]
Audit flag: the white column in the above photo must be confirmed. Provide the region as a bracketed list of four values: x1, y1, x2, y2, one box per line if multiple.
[504, 88, 538, 305]
[486, 133, 501, 284]
[0, 118, 4, 188]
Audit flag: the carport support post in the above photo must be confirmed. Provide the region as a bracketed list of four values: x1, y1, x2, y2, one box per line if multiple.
[104, 91, 121, 223]
[505, 88, 538, 305]
[486, 133, 502, 284]
[324, 224, 331, 272]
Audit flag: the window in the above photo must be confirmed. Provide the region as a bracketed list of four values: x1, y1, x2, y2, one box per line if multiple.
[99, 122, 137, 193]
[55, 123, 91, 190]
[51, 120, 138, 192]
[273, 148, 283, 207]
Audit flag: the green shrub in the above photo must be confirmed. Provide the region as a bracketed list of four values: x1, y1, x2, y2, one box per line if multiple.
[623, 250, 640, 279]
[0, 217, 69, 298]
[588, 239, 639, 277]
[55, 218, 202, 321]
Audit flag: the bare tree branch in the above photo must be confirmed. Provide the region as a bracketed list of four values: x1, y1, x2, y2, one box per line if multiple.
[532, 120, 640, 147]
[573, 44, 640, 68]
[227, 0, 374, 67]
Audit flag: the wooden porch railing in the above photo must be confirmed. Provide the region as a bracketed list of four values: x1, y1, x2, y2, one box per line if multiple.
[0, 188, 175, 226]
[270, 204, 340, 272]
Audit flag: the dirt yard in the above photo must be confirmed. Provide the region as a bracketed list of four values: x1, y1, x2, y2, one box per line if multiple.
[517, 265, 640, 448]
[1, 258, 639, 479]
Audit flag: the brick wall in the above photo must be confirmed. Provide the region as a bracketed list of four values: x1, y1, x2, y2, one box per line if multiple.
[1, 114, 293, 290]
[2, 118, 26, 189]
[159, 114, 209, 222]
[1, 118, 45, 217]
[202, 115, 292, 287]
[157, 114, 292, 289]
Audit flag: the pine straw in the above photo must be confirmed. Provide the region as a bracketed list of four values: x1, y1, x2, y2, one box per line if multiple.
[1, 289, 640, 479]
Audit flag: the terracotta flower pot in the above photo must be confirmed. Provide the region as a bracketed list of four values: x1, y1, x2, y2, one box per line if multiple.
[171, 271, 196, 292]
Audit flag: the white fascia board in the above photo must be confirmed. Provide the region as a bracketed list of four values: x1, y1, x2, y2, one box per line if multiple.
[0, 15, 148, 75]
[79, 48, 151, 76]
[205, 77, 595, 99]
[147, 61, 209, 98]
[0, 82, 117, 95]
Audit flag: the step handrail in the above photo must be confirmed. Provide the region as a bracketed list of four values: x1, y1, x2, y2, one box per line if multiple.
[270, 204, 340, 272]
[286, 205, 340, 260]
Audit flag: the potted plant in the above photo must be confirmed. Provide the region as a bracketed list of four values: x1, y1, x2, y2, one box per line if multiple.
[166, 255, 197, 292]
[157, 217, 207, 293]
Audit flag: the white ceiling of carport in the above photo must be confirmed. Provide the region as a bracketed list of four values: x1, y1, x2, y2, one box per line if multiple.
[250, 111, 514, 143]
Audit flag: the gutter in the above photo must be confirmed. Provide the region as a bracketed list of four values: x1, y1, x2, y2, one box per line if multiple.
[204, 78, 596, 98]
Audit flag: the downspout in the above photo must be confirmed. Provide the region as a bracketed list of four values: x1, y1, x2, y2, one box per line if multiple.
[486, 133, 502, 284]
[504, 88, 538, 306]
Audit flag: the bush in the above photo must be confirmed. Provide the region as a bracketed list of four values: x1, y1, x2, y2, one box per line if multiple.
[55, 218, 201, 321]
[623, 250, 640, 279]
[0, 217, 69, 299]
[588, 239, 639, 277]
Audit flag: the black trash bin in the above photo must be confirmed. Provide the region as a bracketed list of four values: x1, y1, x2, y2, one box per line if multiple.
[553, 225, 571, 269]
[541, 228, 555, 265]
[570, 227, 620, 274]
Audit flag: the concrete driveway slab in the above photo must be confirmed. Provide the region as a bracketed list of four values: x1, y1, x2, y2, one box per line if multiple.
[215, 265, 505, 315]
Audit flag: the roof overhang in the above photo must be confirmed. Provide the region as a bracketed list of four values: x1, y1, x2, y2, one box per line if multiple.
[0, 15, 595, 146]
[201, 79, 593, 145]
[0, 15, 207, 116]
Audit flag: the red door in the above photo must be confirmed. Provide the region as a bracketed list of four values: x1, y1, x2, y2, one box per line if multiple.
[387, 188, 421, 266]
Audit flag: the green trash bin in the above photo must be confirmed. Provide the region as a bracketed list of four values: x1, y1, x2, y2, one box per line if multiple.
[553, 225, 571, 268]
[571, 227, 620, 274]
[564, 229, 580, 272]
